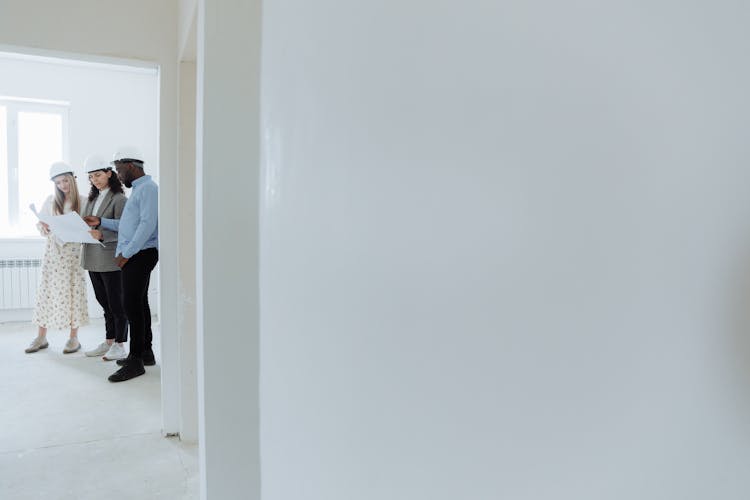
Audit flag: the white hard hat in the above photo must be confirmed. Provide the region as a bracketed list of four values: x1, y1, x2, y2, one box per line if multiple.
[84, 154, 111, 173]
[49, 161, 74, 180]
[112, 146, 144, 166]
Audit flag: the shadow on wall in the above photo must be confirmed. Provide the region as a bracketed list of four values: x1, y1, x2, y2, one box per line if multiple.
[728, 244, 750, 425]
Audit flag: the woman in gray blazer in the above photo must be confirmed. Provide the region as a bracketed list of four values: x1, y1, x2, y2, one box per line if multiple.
[81, 155, 129, 361]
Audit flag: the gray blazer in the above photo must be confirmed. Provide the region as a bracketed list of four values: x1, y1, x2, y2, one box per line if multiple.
[80, 190, 128, 272]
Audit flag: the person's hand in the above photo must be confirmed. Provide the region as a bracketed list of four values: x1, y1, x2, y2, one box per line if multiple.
[89, 229, 102, 241]
[83, 216, 100, 227]
[115, 255, 129, 268]
[39, 222, 50, 235]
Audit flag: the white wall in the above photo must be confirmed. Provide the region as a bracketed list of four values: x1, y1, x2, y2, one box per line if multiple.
[196, 0, 261, 496]
[0, 55, 158, 184]
[178, 60, 198, 443]
[179, 0, 198, 62]
[261, 1, 750, 499]
[0, 54, 159, 320]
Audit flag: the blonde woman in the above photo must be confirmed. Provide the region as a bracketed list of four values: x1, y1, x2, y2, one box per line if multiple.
[25, 162, 89, 354]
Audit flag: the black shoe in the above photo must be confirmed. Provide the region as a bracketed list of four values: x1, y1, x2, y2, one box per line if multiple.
[116, 355, 134, 366]
[142, 349, 156, 366]
[117, 350, 156, 367]
[108, 359, 145, 382]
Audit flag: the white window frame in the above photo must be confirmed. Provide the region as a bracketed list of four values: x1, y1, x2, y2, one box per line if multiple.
[0, 97, 70, 232]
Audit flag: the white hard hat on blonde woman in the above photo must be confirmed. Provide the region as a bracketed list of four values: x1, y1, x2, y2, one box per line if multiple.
[49, 161, 74, 180]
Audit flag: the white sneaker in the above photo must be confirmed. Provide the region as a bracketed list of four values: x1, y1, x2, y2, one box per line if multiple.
[85, 342, 111, 357]
[103, 343, 127, 361]
[63, 337, 81, 354]
[25, 336, 49, 353]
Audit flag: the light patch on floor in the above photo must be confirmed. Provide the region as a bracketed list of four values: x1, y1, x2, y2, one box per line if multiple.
[0, 320, 198, 499]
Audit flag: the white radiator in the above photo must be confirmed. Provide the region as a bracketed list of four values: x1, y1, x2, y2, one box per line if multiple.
[0, 259, 42, 309]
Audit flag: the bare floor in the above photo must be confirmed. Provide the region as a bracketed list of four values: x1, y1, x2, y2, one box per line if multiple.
[0, 320, 198, 499]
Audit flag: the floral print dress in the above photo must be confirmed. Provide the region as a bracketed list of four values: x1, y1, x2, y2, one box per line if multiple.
[32, 195, 89, 330]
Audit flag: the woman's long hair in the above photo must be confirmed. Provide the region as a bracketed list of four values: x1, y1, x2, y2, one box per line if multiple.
[87, 169, 124, 202]
[53, 173, 81, 215]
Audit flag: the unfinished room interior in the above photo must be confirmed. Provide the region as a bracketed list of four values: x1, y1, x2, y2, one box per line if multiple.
[1, 0, 750, 499]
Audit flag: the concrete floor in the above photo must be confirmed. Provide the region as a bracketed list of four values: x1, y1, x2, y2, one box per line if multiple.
[0, 320, 199, 500]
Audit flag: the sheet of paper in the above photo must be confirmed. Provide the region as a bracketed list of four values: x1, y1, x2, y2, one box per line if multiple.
[30, 204, 104, 246]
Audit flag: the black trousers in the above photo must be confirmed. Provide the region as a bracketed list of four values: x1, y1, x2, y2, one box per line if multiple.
[89, 270, 128, 343]
[122, 248, 158, 360]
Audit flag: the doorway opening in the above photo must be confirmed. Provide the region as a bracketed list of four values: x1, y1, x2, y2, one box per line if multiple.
[0, 50, 160, 322]
[0, 43, 199, 497]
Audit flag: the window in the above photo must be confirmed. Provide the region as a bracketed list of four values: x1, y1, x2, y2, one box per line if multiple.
[0, 98, 69, 237]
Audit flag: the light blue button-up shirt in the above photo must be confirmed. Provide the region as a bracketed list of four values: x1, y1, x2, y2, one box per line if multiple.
[100, 175, 158, 259]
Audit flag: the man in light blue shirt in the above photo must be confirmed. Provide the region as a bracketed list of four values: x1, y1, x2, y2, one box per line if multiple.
[84, 146, 158, 382]
[106, 177, 158, 261]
